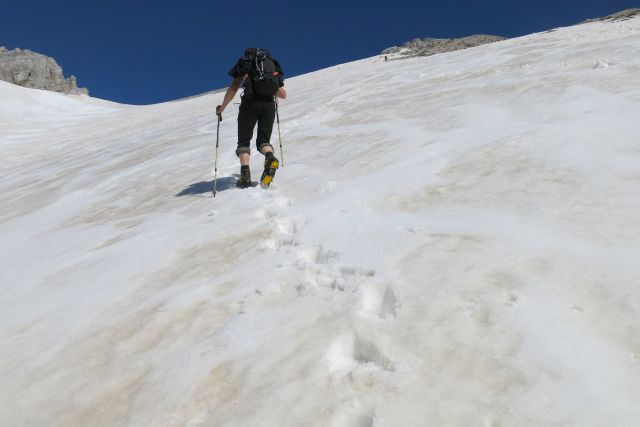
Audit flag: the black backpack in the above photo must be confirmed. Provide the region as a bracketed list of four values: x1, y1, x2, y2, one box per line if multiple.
[244, 48, 281, 97]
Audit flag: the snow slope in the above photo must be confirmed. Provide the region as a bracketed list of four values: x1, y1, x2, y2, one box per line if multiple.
[2, 17, 640, 426]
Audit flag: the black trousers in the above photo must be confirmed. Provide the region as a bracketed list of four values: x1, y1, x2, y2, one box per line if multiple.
[236, 96, 276, 156]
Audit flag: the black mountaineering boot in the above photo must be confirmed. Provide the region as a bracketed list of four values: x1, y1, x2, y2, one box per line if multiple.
[237, 165, 251, 188]
[260, 152, 279, 188]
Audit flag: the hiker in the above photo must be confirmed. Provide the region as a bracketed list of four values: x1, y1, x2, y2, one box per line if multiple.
[216, 48, 287, 188]
[384, 55, 388, 62]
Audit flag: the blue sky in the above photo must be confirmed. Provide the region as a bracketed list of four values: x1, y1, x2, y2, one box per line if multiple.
[1, 0, 636, 104]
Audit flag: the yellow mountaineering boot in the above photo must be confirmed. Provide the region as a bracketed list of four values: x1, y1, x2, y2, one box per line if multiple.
[260, 152, 279, 188]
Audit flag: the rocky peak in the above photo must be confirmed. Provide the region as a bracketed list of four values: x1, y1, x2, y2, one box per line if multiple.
[0, 46, 88, 95]
[583, 8, 640, 23]
[382, 35, 507, 58]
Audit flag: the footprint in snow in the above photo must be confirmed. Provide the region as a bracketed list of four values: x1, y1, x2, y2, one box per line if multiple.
[330, 401, 376, 427]
[295, 246, 339, 268]
[359, 284, 398, 320]
[593, 59, 618, 69]
[326, 333, 395, 373]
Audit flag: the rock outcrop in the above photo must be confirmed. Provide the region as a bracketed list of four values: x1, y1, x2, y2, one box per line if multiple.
[583, 8, 640, 23]
[0, 47, 88, 95]
[382, 35, 507, 58]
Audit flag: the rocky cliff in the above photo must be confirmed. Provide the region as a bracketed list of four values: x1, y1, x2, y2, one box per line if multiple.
[382, 35, 507, 58]
[0, 47, 88, 95]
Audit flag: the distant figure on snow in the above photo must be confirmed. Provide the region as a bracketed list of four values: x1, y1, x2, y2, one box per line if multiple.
[384, 55, 388, 62]
[216, 48, 287, 188]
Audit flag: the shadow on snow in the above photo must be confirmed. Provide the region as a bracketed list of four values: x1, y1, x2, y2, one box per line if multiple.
[175, 177, 237, 196]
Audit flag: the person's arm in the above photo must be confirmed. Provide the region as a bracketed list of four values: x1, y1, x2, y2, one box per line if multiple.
[274, 60, 286, 100]
[216, 75, 244, 117]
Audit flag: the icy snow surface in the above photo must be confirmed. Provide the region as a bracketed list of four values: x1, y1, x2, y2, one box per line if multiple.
[2, 18, 640, 427]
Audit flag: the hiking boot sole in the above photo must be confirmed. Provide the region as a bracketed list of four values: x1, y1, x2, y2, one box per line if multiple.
[260, 158, 279, 188]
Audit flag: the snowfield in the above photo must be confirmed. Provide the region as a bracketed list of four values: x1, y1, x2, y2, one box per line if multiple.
[2, 17, 640, 427]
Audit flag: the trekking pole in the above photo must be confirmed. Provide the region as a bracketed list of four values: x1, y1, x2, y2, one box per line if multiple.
[275, 98, 284, 167]
[213, 113, 221, 197]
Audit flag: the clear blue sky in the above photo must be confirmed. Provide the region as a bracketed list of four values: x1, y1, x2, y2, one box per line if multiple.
[2, 0, 636, 104]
